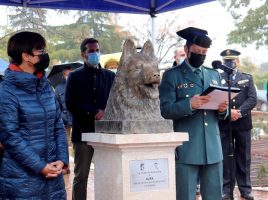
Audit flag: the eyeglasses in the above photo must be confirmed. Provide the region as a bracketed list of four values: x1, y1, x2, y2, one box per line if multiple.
[32, 49, 47, 55]
[88, 49, 99, 53]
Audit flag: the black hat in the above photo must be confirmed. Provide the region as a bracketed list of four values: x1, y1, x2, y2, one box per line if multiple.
[220, 49, 241, 59]
[176, 27, 212, 48]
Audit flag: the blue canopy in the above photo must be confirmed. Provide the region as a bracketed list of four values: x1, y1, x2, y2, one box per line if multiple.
[0, 0, 215, 47]
[0, 0, 214, 15]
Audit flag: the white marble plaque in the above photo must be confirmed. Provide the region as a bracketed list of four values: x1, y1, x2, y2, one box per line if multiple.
[130, 158, 169, 192]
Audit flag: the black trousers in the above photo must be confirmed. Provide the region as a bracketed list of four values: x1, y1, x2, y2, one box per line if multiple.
[220, 129, 252, 195]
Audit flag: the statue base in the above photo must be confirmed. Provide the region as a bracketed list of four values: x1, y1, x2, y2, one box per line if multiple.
[95, 120, 173, 134]
[82, 132, 188, 200]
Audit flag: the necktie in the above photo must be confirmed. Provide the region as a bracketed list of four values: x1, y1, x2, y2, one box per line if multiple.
[194, 69, 202, 80]
[232, 72, 236, 81]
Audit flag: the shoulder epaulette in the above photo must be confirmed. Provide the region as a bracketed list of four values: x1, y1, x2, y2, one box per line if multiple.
[164, 66, 177, 72]
[203, 66, 216, 71]
[241, 71, 251, 76]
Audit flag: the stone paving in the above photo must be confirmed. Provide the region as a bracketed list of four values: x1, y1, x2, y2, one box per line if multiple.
[64, 161, 268, 200]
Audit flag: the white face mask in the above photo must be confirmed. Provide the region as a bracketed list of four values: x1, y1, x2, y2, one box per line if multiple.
[178, 58, 185, 65]
[109, 69, 117, 73]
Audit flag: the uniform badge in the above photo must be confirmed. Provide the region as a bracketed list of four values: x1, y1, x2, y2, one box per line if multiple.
[183, 83, 188, 88]
[189, 83, 194, 88]
[238, 79, 249, 84]
[212, 80, 218, 85]
[177, 84, 182, 89]
[221, 79, 226, 85]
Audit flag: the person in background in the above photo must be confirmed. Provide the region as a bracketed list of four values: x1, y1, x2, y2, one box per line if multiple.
[266, 80, 268, 102]
[219, 49, 257, 200]
[104, 58, 119, 73]
[55, 66, 74, 175]
[65, 38, 115, 200]
[0, 31, 69, 199]
[159, 27, 228, 200]
[55, 66, 74, 146]
[172, 47, 186, 67]
[0, 75, 3, 164]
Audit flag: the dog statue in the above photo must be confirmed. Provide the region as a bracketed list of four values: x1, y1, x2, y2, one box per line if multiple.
[95, 39, 173, 134]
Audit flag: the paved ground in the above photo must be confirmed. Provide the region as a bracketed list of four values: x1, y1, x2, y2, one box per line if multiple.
[64, 153, 268, 200]
[64, 168, 268, 200]
[63, 108, 268, 200]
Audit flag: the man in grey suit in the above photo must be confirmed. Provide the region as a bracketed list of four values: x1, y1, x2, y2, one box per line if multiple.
[159, 27, 228, 200]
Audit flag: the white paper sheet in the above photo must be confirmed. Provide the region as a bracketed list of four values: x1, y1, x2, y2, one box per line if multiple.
[198, 90, 239, 110]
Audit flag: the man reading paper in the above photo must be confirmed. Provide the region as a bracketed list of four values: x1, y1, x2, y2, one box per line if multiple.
[159, 27, 228, 200]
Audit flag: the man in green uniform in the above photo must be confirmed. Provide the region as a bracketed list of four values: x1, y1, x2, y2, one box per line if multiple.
[159, 27, 228, 200]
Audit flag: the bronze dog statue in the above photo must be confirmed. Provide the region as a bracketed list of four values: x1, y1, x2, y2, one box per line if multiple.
[96, 39, 172, 134]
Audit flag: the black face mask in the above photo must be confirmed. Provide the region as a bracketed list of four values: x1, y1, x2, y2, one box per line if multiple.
[33, 53, 50, 72]
[225, 61, 236, 69]
[188, 52, 206, 68]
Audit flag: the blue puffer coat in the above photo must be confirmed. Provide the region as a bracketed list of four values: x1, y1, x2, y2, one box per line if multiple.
[0, 69, 69, 199]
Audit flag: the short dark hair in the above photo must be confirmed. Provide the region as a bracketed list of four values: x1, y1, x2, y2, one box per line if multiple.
[7, 31, 46, 65]
[80, 38, 98, 53]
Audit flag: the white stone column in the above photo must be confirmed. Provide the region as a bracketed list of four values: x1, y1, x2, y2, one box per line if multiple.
[82, 132, 188, 200]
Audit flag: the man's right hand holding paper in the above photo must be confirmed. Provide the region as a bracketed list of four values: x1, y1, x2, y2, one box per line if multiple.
[191, 95, 211, 109]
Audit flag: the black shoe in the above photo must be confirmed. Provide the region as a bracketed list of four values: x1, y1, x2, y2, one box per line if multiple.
[222, 194, 231, 200]
[241, 193, 254, 200]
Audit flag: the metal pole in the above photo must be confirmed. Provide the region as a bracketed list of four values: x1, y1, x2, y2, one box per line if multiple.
[151, 16, 156, 48]
[227, 73, 235, 200]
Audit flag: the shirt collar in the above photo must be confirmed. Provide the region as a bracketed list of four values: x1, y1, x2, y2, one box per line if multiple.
[8, 63, 44, 78]
[185, 60, 202, 72]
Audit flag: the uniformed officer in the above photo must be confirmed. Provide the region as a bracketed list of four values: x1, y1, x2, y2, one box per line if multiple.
[159, 27, 228, 200]
[172, 47, 186, 67]
[219, 49, 257, 200]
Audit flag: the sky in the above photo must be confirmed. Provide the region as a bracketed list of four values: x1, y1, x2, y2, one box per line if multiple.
[113, 1, 268, 66]
[0, 1, 267, 66]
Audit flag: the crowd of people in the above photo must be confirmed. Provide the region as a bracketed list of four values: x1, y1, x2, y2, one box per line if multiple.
[0, 27, 257, 200]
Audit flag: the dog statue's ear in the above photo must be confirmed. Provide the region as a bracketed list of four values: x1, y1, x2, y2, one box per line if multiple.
[120, 39, 136, 66]
[141, 40, 155, 58]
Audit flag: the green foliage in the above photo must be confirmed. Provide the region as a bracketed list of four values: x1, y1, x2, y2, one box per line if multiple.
[240, 57, 258, 75]
[8, 7, 47, 31]
[219, 0, 268, 48]
[260, 62, 268, 71]
[239, 57, 268, 89]
[0, 8, 132, 65]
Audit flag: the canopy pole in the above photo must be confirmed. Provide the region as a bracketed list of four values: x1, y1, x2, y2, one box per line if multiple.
[150, 2, 156, 49]
[151, 16, 156, 48]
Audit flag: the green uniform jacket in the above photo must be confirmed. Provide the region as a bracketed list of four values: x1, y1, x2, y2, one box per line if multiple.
[159, 62, 226, 165]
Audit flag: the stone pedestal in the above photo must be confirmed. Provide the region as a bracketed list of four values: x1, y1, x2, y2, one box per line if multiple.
[82, 132, 188, 200]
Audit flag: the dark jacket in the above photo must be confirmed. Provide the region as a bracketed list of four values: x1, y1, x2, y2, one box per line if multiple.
[219, 71, 257, 130]
[65, 64, 115, 142]
[55, 81, 72, 126]
[0, 69, 69, 199]
[172, 61, 177, 68]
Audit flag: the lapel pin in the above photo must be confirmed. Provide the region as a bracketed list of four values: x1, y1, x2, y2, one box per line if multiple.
[183, 83, 188, 88]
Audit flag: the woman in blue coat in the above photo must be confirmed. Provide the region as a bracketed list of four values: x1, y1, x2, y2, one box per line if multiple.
[0, 31, 69, 199]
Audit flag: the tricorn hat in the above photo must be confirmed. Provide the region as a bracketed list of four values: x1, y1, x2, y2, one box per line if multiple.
[176, 27, 212, 48]
[220, 49, 241, 60]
